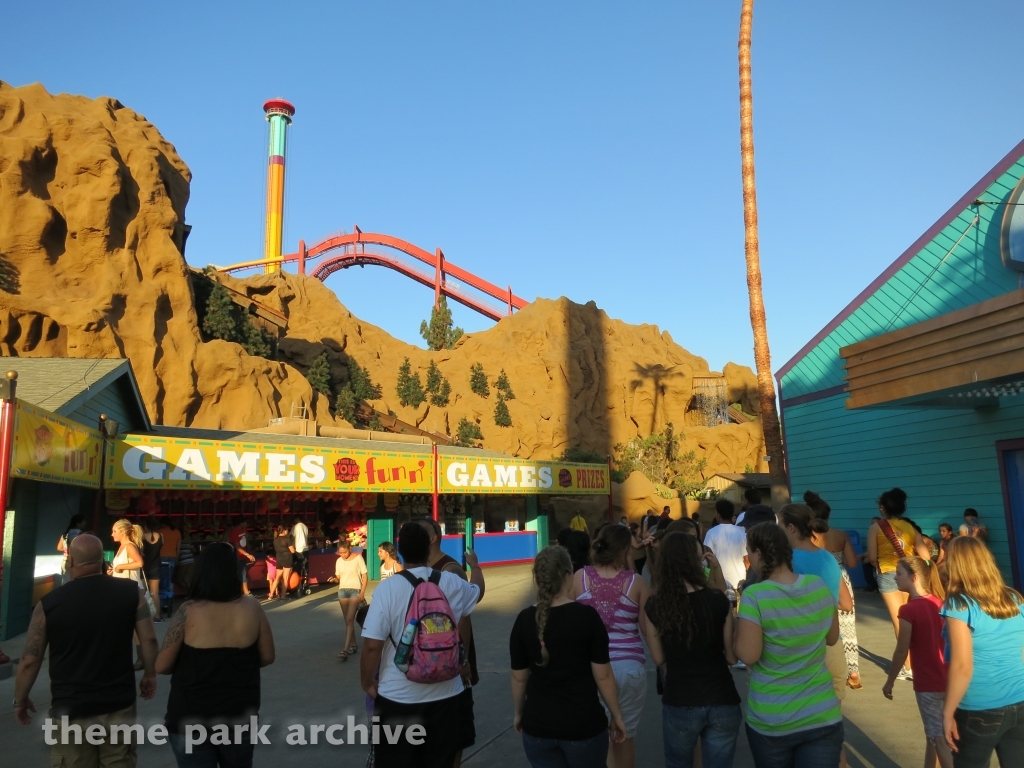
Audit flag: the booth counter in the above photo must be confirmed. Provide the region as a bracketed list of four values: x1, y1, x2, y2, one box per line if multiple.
[440, 531, 537, 567]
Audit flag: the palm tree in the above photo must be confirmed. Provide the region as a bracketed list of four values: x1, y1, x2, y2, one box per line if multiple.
[738, 0, 790, 508]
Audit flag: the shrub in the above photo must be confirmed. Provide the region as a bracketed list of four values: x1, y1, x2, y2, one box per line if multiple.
[306, 351, 332, 395]
[495, 369, 515, 400]
[396, 358, 426, 408]
[419, 296, 464, 351]
[494, 395, 512, 427]
[469, 363, 489, 397]
[456, 418, 483, 447]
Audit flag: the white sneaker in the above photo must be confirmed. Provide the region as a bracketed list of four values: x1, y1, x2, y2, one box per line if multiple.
[897, 667, 913, 682]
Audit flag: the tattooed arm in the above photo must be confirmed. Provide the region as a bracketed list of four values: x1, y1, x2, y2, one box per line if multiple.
[13, 603, 47, 724]
[155, 601, 190, 675]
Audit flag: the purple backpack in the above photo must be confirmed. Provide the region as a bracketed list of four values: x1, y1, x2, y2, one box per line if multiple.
[395, 570, 462, 683]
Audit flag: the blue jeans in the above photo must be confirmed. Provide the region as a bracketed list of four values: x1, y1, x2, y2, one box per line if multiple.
[745, 722, 844, 768]
[663, 704, 742, 768]
[169, 733, 254, 768]
[521, 731, 608, 768]
[952, 701, 1024, 768]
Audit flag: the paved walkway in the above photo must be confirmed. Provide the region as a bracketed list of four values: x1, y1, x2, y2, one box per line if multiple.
[0, 565, 994, 767]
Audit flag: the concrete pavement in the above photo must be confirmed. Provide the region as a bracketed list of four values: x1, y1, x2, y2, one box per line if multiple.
[0, 565, 995, 766]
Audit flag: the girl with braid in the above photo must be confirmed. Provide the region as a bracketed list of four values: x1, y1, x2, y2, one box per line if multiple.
[510, 545, 627, 767]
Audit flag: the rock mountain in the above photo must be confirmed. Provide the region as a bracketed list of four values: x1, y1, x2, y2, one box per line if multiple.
[0, 82, 766, 476]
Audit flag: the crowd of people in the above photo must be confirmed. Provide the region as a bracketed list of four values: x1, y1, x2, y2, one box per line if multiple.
[8, 489, 1024, 768]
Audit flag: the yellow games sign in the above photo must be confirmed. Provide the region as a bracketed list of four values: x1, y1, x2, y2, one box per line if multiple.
[11, 403, 103, 488]
[108, 434, 434, 493]
[438, 454, 610, 495]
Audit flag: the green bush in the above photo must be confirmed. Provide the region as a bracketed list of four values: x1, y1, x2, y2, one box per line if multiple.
[396, 358, 426, 408]
[495, 369, 515, 400]
[425, 361, 452, 406]
[469, 363, 489, 397]
[306, 351, 332, 395]
[494, 395, 512, 427]
[419, 296, 464, 351]
[456, 418, 483, 447]
[202, 282, 237, 341]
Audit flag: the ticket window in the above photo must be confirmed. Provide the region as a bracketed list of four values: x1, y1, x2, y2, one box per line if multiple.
[483, 497, 526, 533]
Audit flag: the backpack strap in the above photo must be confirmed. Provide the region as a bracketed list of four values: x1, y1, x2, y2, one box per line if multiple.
[428, 570, 442, 586]
[878, 519, 907, 558]
[389, 570, 425, 648]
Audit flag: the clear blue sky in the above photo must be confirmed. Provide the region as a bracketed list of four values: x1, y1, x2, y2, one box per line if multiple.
[4, 2, 1024, 373]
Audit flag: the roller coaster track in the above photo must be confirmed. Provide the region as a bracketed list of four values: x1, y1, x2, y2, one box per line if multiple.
[219, 227, 528, 322]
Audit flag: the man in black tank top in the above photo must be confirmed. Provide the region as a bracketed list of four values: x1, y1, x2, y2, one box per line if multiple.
[418, 518, 478, 768]
[14, 534, 159, 768]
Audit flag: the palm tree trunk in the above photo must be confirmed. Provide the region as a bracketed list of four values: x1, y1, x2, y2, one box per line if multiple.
[739, 0, 790, 509]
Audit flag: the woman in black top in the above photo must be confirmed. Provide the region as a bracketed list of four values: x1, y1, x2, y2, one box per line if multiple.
[141, 516, 164, 621]
[645, 532, 741, 768]
[509, 545, 626, 767]
[268, 525, 295, 600]
[157, 542, 275, 768]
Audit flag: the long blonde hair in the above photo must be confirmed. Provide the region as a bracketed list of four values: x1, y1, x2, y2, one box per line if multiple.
[897, 556, 945, 600]
[945, 536, 1023, 619]
[533, 546, 573, 667]
[113, 518, 143, 549]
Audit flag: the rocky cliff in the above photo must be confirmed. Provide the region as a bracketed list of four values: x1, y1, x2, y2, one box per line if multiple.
[0, 81, 765, 475]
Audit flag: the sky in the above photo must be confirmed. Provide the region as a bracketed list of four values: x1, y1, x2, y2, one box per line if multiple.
[4, 1, 1024, 374]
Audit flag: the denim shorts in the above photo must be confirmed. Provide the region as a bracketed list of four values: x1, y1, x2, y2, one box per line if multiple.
[337, 588, 359, 599]
[875, 569, 898, 593]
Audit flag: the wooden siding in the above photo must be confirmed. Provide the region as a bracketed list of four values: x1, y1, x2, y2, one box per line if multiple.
[67, 376, 147, 433]
[784, 392, 1024, 581]
[841, 289, 1024, 408]
[781, 155, 1024, 399]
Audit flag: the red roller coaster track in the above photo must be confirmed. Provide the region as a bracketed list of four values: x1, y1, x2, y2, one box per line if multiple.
[220, 227, 528, 322]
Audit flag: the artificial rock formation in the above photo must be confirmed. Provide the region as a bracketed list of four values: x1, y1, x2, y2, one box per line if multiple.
[0, 81, 766, 475]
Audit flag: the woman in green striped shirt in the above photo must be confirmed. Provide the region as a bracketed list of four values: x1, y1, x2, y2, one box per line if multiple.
[735, 522, 843, 768]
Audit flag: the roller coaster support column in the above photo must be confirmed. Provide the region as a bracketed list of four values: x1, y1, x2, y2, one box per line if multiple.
[262, 98, 295, 274]
[298, 239, 306, 276]
[434, 249, 444, 308]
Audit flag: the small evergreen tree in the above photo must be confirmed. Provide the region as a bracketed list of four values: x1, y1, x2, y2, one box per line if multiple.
[203, 282, 237, 341]
[396, 358, 426, 408]
[469, 363, 489, 397]
[334, 387, 357, 423]
[419, 296, 464, 351]
[240, 319, 272, 358]
[430, 378, 451, 407]
[494, 395, 512, 427]
[495, 369, 515, 400]
[306, 351, 332, 395]
[456, 418, 484, 446]
[425, 360, 451, 406]
[347, 358, 382, 401]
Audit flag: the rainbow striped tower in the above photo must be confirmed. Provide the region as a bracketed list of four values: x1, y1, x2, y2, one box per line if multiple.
[262, 98, 295, 273]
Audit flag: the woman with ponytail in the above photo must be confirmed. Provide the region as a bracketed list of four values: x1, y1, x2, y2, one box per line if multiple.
[735, 522, 843, 767]
[574, 524, 651, 768]
[111, 518, 152, 670]
[881, 557, 951, 768]
[510, 545, 627, 767]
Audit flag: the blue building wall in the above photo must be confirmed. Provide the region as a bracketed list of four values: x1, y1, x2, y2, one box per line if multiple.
[779, 142, 1024, 581]
[785, 394, 1024, 581]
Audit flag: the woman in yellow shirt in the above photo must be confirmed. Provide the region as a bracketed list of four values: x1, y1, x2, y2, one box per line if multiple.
[867, 487, 932, 680]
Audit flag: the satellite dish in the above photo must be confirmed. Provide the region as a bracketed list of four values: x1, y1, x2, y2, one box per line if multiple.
[1000, 174, 1024, 272]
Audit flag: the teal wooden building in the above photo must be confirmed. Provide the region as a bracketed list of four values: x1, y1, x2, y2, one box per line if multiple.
[778, 139, 1024, 584]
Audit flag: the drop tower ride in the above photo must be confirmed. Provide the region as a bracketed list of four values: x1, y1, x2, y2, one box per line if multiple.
[262, 98, 295, 273]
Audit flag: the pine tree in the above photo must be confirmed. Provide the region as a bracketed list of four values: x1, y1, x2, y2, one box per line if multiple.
[347, 358, 382, 401]
[456, 418, 483, 446]
[419, 296, 464, 351]
[203, 282, 237, 341]
[495, 369, 515, 400]
[396, 358, 426, 408]
[334, 388, 357, 423]
[469, 363, 489, 397]
[306, 351, 332, 395]
[425, 360, 451, 406]
[494, 395, 512, 427]
[240, 318, 272, 358]
[430, 378, 451, 407]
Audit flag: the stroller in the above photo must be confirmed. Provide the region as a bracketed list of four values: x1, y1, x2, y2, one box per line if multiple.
[294, 551, 312, 596]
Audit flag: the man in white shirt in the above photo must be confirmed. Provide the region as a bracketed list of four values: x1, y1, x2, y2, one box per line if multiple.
[291, 516, 309, 588]
[361, 522, 485, 768]
[292, 517, 309, 554]
[702, 499, 749, 599]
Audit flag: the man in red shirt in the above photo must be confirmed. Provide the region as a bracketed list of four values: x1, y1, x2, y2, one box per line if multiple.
[225, 516, 255, 596]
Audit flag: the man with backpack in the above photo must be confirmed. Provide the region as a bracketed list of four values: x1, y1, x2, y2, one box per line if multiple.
[361, 522, 485, 768]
